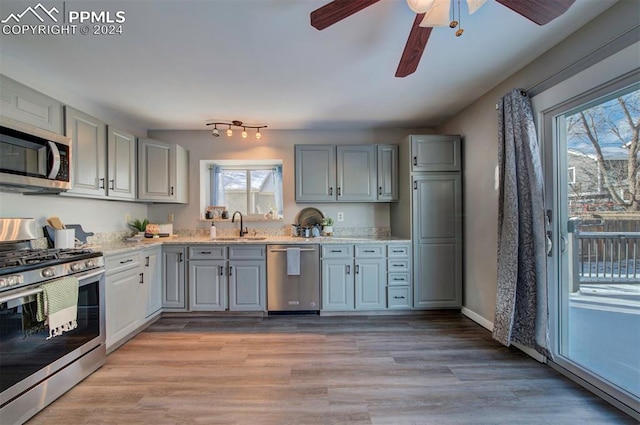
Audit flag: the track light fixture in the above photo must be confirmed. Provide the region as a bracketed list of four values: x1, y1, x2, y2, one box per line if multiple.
[206, 120, 267, 140]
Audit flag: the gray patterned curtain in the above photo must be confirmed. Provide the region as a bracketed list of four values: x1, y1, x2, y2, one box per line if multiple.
[493, 89, 549, 356]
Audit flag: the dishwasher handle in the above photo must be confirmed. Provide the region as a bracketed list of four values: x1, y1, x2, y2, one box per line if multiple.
[269, 248, 316, 252]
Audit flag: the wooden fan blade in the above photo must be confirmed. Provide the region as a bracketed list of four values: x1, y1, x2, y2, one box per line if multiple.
[496, 0, 575, 26]
[310, 0, 382, 30]
[396, 13, 432, 78]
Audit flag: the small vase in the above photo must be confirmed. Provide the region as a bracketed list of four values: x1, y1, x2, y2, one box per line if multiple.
[323, 226, 333, 236]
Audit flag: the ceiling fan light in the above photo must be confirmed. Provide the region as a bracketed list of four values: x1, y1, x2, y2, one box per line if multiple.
[419, 0, 451, 27]
[466, 0, 487, 15]
[406, 0, 434, 14]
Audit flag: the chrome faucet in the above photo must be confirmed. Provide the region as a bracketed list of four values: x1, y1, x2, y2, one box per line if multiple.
[231, 211, 248, 237]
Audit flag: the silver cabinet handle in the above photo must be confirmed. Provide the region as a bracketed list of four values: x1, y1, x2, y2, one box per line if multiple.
[356, 264, 360, 274]
[219, 266, 224, 276]
[337, 187, 341, 196]
[329, 187, 333, 196]
[200, 251, 212, 254]
[346, 265, 350, 275]
[99, 177, 105, 189]
[120, 258, 133, 264]
[109, 179, 114, 190]
[145, 256, 150, 267]
[364, 250, 375, 253]
[413, 156, 417, 166]
[229, 266, 233, 276]
[139, 273, 144, 284]
[394, 296, 406, 299]
[378, 186, 382, 195]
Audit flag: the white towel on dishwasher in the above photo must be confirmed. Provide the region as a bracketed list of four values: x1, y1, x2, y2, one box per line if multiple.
[287, 248, 301, 275]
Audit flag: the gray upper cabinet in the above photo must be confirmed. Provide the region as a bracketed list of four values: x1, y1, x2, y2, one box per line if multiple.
[411, 135, 461, 172]
[138, 137, 189, 203]
[0, 75, 63, 134]
[107, 126, 136, 200]
[64, 106, 107, 197]
[377, 144, 398, 201]
[295, 145, 336, 202]
[295, 144, 397, 203]
[337, 145, 377, 202]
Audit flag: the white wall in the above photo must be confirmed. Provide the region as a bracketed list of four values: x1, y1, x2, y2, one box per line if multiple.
[0, 192, 147, 236]
[147, 128, 433, 233]
[436, 1, 640, 323]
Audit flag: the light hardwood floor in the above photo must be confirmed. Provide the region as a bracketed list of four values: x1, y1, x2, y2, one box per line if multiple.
[27, 312, 636, 424]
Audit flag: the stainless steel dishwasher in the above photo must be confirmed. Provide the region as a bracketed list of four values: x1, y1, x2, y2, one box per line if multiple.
[267, 244, 320, 312]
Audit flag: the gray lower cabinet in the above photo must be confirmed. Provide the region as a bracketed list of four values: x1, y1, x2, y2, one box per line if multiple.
[228, 246, 266, 311]
[322, 244, 407, 311]
[354, 245, 386, 310]
[0, 74, 63, 134]
[189, 260, 226, 311]
[143, 246, 162, 318]
[162, 246, 186, 309]
[105, 251, 143, 351]
[387, 244, 411, 309]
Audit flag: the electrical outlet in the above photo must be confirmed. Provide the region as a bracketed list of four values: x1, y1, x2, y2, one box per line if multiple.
[167, 213, 174, 223]
[125, 213, 131, 223]
[337, 212, 344, 222]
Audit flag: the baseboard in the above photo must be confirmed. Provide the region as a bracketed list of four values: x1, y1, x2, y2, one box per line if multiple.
[461, 306, 546, 363]
[461, 307, 493, 331]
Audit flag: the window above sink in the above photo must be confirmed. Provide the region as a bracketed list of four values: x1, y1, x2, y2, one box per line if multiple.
[199, 159, 283, 221]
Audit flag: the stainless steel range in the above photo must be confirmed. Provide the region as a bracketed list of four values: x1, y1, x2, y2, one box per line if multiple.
[0, 218, 106, 425]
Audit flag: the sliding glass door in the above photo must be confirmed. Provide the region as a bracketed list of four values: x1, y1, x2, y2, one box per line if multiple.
[542, 77, 639, 413]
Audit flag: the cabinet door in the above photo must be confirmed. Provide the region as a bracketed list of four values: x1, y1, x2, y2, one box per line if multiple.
[107, 126, 136, 200]
[355, 258, 386, 310]
[106, 268, 143, 350]
[321, 259, 354, 311]
[411, 135, 461, 172]
[144, 247, 162, 317]
[412, 174, 462, 308]
[65, 106, 107, 196]
[0, 75, 63, 134]
[162, 247, 186, 309]
[337, 145, 377, 202]
[295, 145, 336, 202]
[189, 260, 227, 311]
[377, 145, 398, 201]
[138, 137, 173, 201]
[228, 260, 266, 311]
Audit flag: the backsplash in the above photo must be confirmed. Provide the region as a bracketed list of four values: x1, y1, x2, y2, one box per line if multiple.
[84, 226, 391, 244]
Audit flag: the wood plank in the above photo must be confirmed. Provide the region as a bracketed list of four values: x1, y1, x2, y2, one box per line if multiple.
[27, 312, 636, 424]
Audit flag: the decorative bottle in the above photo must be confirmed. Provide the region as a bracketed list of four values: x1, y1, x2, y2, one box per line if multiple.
[210, 221, 217, 238]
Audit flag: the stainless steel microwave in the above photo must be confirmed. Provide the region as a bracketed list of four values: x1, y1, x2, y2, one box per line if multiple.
[0, 117, 71, 193]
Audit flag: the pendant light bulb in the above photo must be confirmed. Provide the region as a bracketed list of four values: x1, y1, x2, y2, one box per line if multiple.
[241, 127, 248, 139]
[211, 124, 219, 137]
[255, 129, 262, 140]
[226, 125, 233, 137]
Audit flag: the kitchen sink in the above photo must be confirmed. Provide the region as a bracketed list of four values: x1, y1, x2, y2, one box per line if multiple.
[213, 236, 267, 241]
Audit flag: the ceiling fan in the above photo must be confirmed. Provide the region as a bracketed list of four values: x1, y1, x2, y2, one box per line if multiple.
[310, 0, 576, 77]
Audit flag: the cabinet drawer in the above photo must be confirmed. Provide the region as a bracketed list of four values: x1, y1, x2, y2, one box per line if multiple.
[355, 245, 384, 258]
[189, 246, 226, 260]
[388, 273, 410, 286]
[387, 245, 409, 258]
[388, 286, 411, 309]
[106, 252, 141, 275]
[228, 245, 265, 260]
[321, 245, 353, 259]
[387, 259, 410, 272]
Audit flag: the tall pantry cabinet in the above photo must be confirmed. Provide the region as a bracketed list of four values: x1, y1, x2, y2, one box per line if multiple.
[390, 135, 462, 309]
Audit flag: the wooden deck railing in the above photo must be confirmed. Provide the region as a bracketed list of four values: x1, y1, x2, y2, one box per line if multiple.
[571, 232, 640, 283]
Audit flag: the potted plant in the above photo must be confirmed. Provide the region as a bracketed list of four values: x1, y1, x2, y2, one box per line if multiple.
[128, 218, 149, 235]
[321, 217, 334, 236]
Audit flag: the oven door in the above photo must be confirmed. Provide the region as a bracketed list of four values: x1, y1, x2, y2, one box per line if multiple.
[0, 268, 105, 407]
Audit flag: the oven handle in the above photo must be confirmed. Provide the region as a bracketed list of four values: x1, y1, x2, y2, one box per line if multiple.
[0, 268, 105, 304]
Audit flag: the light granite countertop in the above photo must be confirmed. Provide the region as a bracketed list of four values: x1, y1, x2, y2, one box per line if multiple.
[95, 235, 411, 256]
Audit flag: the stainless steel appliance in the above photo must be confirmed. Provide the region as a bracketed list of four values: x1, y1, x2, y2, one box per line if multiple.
[0, 117, 71, 193]
[267, 244, 320, 312]
[0, 218, 105, 425]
